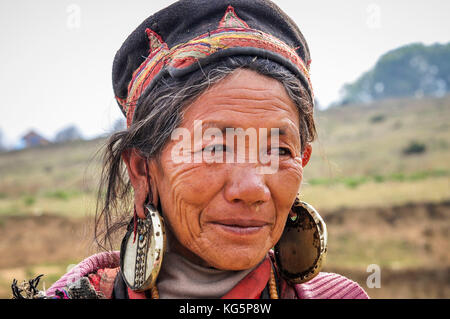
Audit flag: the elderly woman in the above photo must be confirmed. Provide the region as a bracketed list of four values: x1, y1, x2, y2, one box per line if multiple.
[18, 0, 367, 299]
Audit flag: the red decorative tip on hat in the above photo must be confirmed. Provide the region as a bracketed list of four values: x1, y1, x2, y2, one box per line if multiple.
[218, 5, 250, 29]
[145, 28, 165, 53]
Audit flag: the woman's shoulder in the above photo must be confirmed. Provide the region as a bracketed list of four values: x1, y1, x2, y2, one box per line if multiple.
[268, 250, 369, 299]
[46, 251, 120, 298]
[292, 271, 369, 299]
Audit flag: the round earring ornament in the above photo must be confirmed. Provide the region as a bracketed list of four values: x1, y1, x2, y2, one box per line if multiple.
[274, 199, 328, 284]
[119, 204, 166, 292]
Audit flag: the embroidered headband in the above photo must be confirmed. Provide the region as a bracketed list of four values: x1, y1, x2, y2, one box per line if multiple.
[113, 0, 313, 128]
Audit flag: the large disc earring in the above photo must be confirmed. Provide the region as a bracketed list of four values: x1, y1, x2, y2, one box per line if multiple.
[274, 198, 328, 284]
[119, 204, 166, 292]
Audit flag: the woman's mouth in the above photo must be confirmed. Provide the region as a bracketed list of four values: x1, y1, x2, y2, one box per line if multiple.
[211, 219, 269, 235]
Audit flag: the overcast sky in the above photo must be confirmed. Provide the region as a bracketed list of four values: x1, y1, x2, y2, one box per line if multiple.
[1, 0, 449, 146]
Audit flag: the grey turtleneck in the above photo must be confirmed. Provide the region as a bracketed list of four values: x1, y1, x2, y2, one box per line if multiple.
[155, 230, 261, 299]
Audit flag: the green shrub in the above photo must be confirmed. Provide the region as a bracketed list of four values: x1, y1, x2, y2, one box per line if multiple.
[341, 176, 368, 188]
[305, 169, 448, 189]
[409, 171, 428, 181]
[373, 175, 385, 183]
[402, 141, 426, 155]
[45, 190, 70, 201]
[390, 172, 406, 182]
[370, 114, 386, 123]
[23, 196, 36, 206]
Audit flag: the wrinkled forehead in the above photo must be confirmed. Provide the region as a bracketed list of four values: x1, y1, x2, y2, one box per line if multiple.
[178, 69, 301, 141]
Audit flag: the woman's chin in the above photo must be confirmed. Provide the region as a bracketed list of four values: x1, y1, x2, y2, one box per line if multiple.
[199, 245, 270, 271]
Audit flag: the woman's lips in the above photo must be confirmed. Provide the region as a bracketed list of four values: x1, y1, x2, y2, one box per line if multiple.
[210, 219, 269, 235]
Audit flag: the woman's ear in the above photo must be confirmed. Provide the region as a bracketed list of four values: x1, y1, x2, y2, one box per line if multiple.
[301, 143, 312, 167]
[122, 149, 159, 218]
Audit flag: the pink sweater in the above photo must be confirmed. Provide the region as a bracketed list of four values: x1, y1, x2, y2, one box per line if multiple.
[46, 251, 369, 299]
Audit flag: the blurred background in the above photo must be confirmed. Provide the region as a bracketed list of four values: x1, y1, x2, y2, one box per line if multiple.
[0, 0, 449, 298]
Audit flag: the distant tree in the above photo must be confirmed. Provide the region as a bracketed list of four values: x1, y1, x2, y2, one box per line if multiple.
[339, 42, 450, 105]
[54, 125, 83, 143]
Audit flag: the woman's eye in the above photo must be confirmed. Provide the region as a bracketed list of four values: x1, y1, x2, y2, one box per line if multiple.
[203, 144, 227, 153]
[269, 147, 292, 156]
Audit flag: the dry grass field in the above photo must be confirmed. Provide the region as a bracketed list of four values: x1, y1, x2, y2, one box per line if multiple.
[0, 95, 449, 298]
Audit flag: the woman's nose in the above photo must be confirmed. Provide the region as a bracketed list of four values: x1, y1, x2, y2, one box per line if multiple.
[223, 165, 271, 206]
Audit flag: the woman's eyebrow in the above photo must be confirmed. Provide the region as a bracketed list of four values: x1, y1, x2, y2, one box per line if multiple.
[199, 121, 229, 133]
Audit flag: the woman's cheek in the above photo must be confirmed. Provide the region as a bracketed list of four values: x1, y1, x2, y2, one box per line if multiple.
[267, 157, 303, 237]
[159, 161, 230, 241]
[272, 157, 303, 193]
[164, 162, 226, 207]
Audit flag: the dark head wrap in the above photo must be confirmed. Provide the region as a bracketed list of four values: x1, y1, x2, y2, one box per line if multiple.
[112, 0, 313, 127]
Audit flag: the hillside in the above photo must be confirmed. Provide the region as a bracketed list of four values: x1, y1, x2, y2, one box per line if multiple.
[340, 42, 450, 105]
[0, 138, 104, 217]
[302, 94, 450, 210]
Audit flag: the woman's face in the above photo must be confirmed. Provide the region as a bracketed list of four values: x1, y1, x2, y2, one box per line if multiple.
[153, 69, 304, 270]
